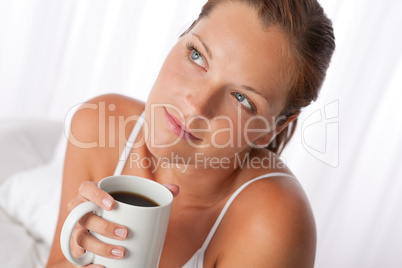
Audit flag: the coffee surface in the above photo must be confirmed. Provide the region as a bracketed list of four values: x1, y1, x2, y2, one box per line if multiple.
[110, 191, 159, 207]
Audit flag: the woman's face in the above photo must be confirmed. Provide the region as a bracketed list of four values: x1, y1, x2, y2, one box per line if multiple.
[144, 2, 293, 163]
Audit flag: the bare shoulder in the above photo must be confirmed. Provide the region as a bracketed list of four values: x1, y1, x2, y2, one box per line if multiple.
[67, 94, 145, 179]
[71, 93, 144, 125]
[210, 152, 316, 267]
[48, 94, 145, 266]
[70, 93, 144, 135]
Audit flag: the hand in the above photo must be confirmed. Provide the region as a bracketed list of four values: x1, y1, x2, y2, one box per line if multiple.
[66, 181, 179, 267]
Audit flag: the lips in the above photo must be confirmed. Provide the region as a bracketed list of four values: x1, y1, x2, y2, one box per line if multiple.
[164, 108, 202, 141]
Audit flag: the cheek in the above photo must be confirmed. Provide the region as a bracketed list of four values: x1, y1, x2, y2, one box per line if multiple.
[242, 116, 274, 143]
[155, 46, 192, 89]
[206, 116, 264, 149]
[147, 49, 189, 106]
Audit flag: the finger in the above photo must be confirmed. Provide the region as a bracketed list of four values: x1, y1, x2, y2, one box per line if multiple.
[67, 195, 87, 212]
[82, 265, 104, 268]
[73, 226, 126, 260]
[70, 225, 86, 258]
[79, 212, 128, 240]
[163, 184, 180, 197]
[79, 181, 115, 210]
[83, 265, 104, 268]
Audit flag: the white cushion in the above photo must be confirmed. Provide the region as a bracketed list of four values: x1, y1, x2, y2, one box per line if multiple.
[0, 156, 64, 246]
[0, 119, 66, 267]
[0, 206, 49, 268]
[0, 119, 63, 184]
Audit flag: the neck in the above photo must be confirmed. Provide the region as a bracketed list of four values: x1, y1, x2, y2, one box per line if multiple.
[151, 150, 251, 208]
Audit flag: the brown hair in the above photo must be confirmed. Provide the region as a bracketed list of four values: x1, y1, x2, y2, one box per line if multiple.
[185, 0, 335, 155]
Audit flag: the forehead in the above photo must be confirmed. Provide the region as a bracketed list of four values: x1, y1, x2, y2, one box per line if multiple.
[190, 1, 293, 112]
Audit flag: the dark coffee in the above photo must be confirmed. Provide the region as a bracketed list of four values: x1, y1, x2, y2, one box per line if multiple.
[110, 191, 159, 207]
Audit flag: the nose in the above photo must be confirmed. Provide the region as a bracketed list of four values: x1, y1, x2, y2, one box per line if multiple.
[183, 86, 221, 118]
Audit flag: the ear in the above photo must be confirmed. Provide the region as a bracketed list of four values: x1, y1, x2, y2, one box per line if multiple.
[253, 113, 299, 148]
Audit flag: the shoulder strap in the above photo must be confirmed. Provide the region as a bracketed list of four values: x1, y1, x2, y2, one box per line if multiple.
[199, 172, 296, 251]
[113, 111, 145, 176]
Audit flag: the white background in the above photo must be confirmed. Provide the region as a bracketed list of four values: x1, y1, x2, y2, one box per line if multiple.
[1, 0, 402, 267]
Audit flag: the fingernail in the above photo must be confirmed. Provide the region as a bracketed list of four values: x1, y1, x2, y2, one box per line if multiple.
[102, 198, 113, 210]
[112, 248, 124, 257]
[114, 227, 127, 239]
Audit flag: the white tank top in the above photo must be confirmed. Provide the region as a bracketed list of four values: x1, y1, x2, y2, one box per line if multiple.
[114, 111, 296, 268]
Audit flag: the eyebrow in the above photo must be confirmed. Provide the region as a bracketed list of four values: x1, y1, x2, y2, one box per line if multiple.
[191, 33, 271, 108]
[191, 33, 213, 60]
[242, 85, 272, 108]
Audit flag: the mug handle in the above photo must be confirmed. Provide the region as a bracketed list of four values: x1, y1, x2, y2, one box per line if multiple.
[60, 201, 103, 266]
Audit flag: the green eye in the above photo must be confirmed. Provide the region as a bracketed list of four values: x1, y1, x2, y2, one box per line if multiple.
[190, 50, 206, 68]
[234, 92, 253, 110]
[186, 42, 207, 69]
[191, 50, 202, 61]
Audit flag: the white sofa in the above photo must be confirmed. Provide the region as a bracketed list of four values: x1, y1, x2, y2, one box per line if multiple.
[0, 119, 65, 268]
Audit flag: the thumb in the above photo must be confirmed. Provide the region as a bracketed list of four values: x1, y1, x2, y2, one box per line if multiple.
[163, 184, 180, 197]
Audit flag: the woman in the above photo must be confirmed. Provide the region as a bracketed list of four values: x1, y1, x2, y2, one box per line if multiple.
[47, 0, 335, 267]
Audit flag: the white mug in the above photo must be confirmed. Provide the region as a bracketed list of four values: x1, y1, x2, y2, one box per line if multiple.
[60, 175, 173, 268]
